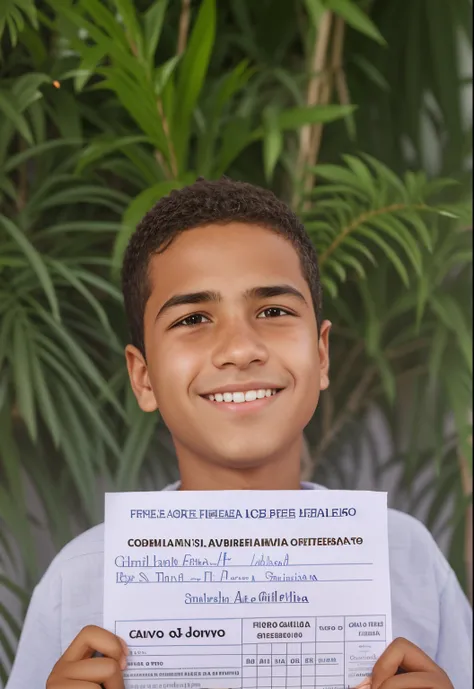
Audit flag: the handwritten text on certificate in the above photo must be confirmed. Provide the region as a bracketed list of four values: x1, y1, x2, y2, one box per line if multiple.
[104, 490, 392, 689]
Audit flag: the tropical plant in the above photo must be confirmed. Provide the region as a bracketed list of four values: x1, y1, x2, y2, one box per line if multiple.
[301, 158, 472, 594]
[0, 0, 471, 684]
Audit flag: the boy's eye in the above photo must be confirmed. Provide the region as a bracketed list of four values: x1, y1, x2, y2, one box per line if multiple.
[174, 313, 210, 328]
[257, 307, 292, 319]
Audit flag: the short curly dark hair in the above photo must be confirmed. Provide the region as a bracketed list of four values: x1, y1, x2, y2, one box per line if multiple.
[122, 177, 322, 354]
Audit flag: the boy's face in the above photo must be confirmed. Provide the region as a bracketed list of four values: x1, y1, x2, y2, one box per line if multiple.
[126, 223, 330, 472]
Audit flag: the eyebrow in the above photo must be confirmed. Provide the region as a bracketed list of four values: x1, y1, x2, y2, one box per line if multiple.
[155, 284, 308, 321]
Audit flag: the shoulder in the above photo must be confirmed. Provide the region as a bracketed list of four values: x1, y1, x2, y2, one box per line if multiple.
[37, 523, 105, 602]
[33, 523, 106, 649]
[46, 523, 105, 574]
[387, 507, 450, 590]
[60, 522, 104, 555]
[387, 507, 441, 552]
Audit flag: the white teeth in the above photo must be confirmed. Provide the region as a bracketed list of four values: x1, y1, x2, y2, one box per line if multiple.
[206, 388, 280, 403]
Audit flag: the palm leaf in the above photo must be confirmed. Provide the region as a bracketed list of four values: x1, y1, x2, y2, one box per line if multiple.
[0, 0, 37, 46]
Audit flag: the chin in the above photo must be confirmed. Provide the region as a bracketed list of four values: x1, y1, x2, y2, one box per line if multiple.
[208, 439, 290, 469]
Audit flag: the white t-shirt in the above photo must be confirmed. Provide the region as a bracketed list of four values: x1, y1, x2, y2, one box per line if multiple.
[5, 482, 473, 688]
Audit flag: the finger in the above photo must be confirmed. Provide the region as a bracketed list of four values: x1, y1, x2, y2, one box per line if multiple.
[372, 639, 441, 689]
[47, 681, 101, 689]
[375, 672, 448, 689]
[62, 657, 125, 688]
[61, 626, 127, 665]
[118, 636, 129, 656]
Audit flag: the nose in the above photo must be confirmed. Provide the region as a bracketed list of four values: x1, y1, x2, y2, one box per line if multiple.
[211, 319, 269, 370]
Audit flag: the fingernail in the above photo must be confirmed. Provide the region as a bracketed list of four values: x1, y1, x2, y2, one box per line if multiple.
[120, 655, 128, 671]
[119, 637, 129, 655]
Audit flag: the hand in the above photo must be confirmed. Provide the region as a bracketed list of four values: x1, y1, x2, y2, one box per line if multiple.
[46, 624, 128, 689]
[366, 637, 453, 689]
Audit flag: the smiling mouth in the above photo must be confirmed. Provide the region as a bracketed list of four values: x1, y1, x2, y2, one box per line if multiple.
[200, 388, 283, 406]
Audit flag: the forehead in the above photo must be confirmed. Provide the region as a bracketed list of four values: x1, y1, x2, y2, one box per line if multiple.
[147, 222, 308, 300]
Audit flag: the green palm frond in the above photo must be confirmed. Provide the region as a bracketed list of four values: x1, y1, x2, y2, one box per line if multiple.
[303, 154, 466, 297]
[0, 131, 129, 619]
[0, 0, 37, 48]
[0, 571, 29, 684]
[0, 0, 472, 681]
[303, 154, 471, 589]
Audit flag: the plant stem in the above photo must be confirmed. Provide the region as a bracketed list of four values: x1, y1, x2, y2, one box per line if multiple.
[371, 364, 428, 397]
[332, 341, 365, 397]
[308, 336, 432, 473]
[293, 10, 333, 208]
[304, 16, 346, 199]
[334, 19, 350, 109]
[157, 100, 178, 178]
[385, 338, 431, 358]
[17, 138, 27, 212]
[319, 203, 427, 265]
[157, 0, 191, 177]
[177, 0, 191, 55]
[314, 367, 377, 461]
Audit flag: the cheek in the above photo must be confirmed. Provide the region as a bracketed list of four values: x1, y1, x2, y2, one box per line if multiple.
[275, 326, 320, 378]
[279, 329, 321, 418]
[150, 341, 202, 404]
[297, 338, 322, 422]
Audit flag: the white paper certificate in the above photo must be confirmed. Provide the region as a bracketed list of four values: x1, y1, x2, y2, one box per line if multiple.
[104, 490, 392, 689]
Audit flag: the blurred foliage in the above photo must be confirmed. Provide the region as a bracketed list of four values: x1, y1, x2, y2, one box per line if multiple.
[0, 0, 472, 681]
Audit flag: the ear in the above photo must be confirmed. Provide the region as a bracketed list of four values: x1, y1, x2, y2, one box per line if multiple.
[125, 345, 158, 412]
[318, 320, 331, 391]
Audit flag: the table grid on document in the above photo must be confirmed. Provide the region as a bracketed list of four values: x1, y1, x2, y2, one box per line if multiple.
[241, 615, 386, 689]
[121, 614, 386, 689]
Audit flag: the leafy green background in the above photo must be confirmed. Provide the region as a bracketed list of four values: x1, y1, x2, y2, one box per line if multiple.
[0, 0, 472, 683]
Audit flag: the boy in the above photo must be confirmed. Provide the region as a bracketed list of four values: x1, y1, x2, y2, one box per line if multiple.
[6, 178, 471, 688]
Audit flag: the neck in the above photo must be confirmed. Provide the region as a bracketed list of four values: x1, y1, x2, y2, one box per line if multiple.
[177, 439, 303, 491]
